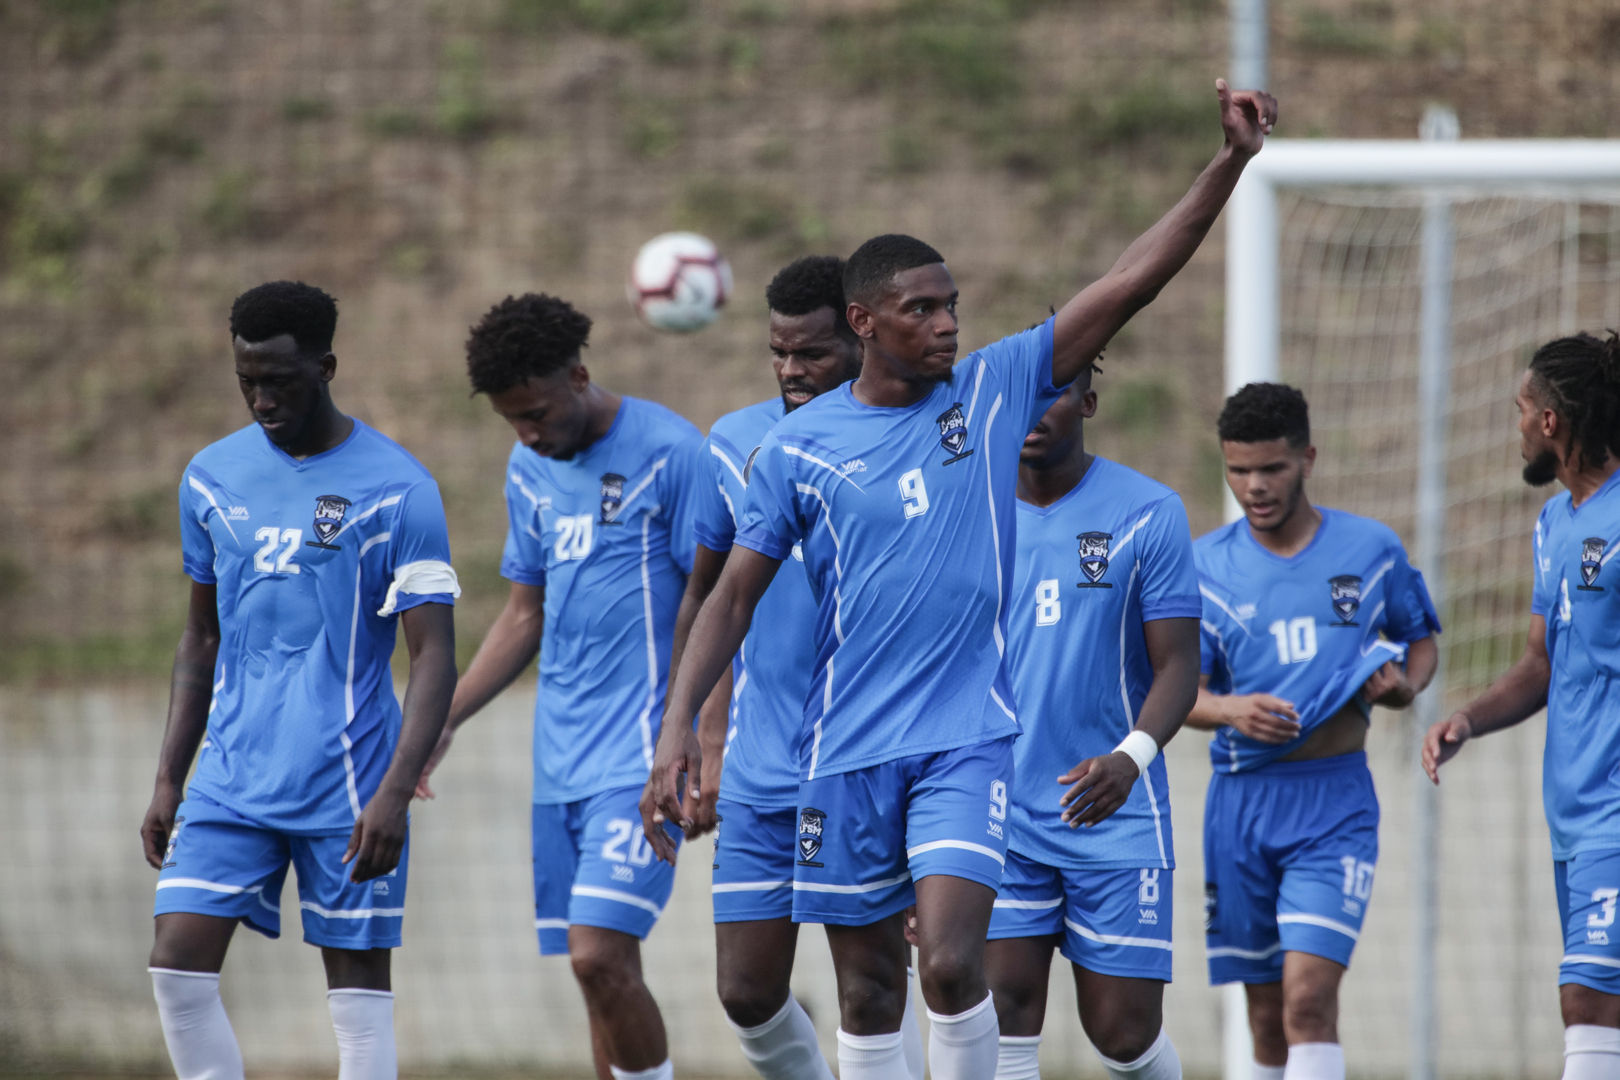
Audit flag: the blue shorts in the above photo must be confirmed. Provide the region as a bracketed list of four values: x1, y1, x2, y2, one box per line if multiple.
[532, 786, 683, 955]
[791, 737, 1013, 926]
[1203, 752, 1378, 984]
[153, 794, 407, 950]
[988, 849, 1173, 981]
[1556, 849, 1620, 995]
[712, 799, 797, 923]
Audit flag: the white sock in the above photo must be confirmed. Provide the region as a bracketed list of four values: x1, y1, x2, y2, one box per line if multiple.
[903, 968, 925, 1080]
[1564, 1025, 1620, 1080]
[1097, 1029, 1181, 1080]
[728, 996, 833, 1080]
[1283, 1042, 1344, 1080]
[838, 1029, 906, 1080]
[996, 1035, 1042, 1080]
[150, 968, 244, 1080]
[1254, 1065, 1286, 1080]
[327, 989, 398, 1080]
[928, 993, 1000, 1080]
[609, 1061, 674, 1080]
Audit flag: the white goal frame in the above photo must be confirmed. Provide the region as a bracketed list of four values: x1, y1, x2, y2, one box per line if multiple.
[1222, 139, 1620, 1080]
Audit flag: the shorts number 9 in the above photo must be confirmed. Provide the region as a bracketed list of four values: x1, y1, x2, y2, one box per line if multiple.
[989, 780, 1008, 821]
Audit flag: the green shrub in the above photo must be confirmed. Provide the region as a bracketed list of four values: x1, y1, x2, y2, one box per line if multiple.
[1295, 9, 1390, 56]
[200, 170, 256, 238]
[677, 176, 793, 241]
[282, 95, 334, 122]
[366, 108, 427, 138]
[438, 39, 496, 140]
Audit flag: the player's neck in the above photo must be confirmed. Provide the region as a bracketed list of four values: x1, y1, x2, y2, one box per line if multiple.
[850, 353, 940, 409]
[578, 385, 623, 454]
[281, 400, 354, 461]
[1247, 497, 1323, 558]
[1562, 451, 1620, 508]
[1018, 450, 1095, 508]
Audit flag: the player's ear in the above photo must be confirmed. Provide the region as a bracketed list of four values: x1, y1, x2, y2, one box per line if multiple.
[318, 351, 337, 383]
[846, 301, 876, 341]
[1301, 444, 1317, 479]
[1080, 389, 1098, 419]
[568, 359, 590, 393]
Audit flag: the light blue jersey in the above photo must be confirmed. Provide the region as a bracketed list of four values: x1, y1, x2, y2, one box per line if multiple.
[1008, 457, 1201, 870]
[1195, 508, 1440, 773]
[693, 398, 817, 809]
[1532, 469, 1620, 859]
[179, 420, 457, 835]
[736, 318, 1064, 778]
[500, 397, 704, 805]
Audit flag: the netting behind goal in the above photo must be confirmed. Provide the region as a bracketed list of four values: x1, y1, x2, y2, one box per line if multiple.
[1272, 190, 1620, 1075]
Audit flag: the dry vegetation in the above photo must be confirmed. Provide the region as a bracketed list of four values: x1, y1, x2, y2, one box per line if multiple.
[0, 0, 1615, 678]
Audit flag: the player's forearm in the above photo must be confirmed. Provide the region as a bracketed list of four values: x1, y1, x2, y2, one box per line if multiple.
[695, 665, 733, 768]
[1183, 686, 1229, 731]
[665, 579, 755, 740]
[667, 545, 728, 699]
[382, 605, 457, 798]
[1455, 649, 1550, 738]
[1405, 635, 1440, 695]
[1108, 145, 1246, 302]
[449, 599, 541, 729]
[1135, 657, 1200, 748]
[153, 629, 220, 789]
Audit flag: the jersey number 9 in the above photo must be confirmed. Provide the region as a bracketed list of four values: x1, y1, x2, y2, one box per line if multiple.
[899, 469, 930, 519]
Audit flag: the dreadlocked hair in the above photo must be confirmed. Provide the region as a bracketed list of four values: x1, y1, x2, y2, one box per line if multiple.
[1528, 331, 1620, 471]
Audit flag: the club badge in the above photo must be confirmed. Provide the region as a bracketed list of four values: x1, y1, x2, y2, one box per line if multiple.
[1581, 537, 1607, 591]
[309, 495, 350, 550]
[937, 402, 974, 465]
[797, 807, 826, 867]
[1328, 574, 1362, 626]
[598, 473, 626, 525]
[1077, 532, 1113, 588]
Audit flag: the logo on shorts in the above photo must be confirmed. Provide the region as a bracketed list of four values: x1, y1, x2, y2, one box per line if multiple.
[373, 880, 389, 895]
[611, 864, 635, 883]
[161, 816, 185, 869]
[309, 495, 351, 549]
[599, 473, 626, 525]
[1581, 537, 1607, 591]
[1203, 882, 1217, 932]
[1328, 574, 1362, 626]
[937, 403, 974, 465]
[797, 807, 826, 867]
[1077, 532, 1113, 588]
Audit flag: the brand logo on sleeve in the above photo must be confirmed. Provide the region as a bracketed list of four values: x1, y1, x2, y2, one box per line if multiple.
[838, 458, 867, 477]
[797, 807, 826, 867]
[1581, 537, 1607, 591]
[1076, 532, 1114, 588]
[937, 403, 974, 465]
[309, 495, 351, 549]
[598, 473, 626, 525]
[226, 506, 250, 521]
[1328, 574, 1362, 626]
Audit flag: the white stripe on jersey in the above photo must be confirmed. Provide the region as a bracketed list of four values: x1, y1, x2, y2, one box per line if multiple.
[795, 480, 847, 781]
[710, 443, 747, 488]
[1114, 559, 1170, 870]
[1199, 585, 1253, 635]
[636, 514, 658, 770]
[340, 531, 393, 819]
[188, 475, 239, 543]
[784, 445, 865, 493]
[332, 494, 402, 543]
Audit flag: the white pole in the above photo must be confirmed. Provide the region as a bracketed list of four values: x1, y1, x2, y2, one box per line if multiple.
[1230, 0, 1268, 89]
[1411, 104, 1458, 1080]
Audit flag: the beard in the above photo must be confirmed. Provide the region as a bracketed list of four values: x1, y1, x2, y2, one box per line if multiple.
[1250, 472, 1306, 532]
[1522, 449, 1560, 487]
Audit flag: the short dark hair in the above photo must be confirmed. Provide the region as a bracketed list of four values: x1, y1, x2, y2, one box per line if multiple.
[1529, 331, 1620, 471]
[843, 234, 945, 307]
[229, 281, 338, 354]
[1218, 382, 1311, 448]
[767, 255, 855, 342]
[465, 293, 593, 395]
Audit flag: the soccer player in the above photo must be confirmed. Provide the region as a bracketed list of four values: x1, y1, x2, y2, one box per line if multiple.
[986, 370, 1201, 1080]
[1187, 383, 1439, 1080]
[1423, 334, 1620, 1080]
[139, 281, 459, 1080]
[646, 81, 1278, 1080]
[416, 294, 703, 1080]
[650, 255, 926, 1080]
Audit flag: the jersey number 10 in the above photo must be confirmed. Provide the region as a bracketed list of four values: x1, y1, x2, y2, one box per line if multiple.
[1269, 617, 1317, 665]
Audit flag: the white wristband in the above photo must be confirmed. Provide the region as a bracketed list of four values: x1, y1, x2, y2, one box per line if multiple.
[1113, 730, 1158, 775]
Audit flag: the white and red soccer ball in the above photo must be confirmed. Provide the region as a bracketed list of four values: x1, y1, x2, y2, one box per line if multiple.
[628, 231, 733, 333]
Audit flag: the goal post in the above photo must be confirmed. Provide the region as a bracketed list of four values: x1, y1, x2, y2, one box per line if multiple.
[1221, 138, 1620, 1080]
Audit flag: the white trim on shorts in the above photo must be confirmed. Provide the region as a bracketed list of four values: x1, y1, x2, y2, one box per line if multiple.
[300, 901, 405, 920]
[906, 839, 1006, 866]
[1277, 912, 1360, 941]
[534, 918, 569, 930]
[1207, 942, 1283, 960]
[712, 880, 794, 894]
[1064, 918, 1174, 951]
[993, 897, 1063, 910]
[571, 884, 664, 917]
[1563, 953, 1620, 970]
[793, 871, 912, 895]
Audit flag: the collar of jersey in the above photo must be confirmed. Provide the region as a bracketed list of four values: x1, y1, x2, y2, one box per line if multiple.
[259, 416, 364, 470]
[1567, 465, 1620, 517]
[1239, 504, 1334, 566]
[1016, 455, 1111, 518]
[838, 378, 948, 414]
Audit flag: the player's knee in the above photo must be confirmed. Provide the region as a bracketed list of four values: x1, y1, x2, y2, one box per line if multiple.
[918, 944, 981, 1009]
[1087, 1006, 1161, 1063]
[1280, 979, 1336, 1038]
[834, 972, 906, 1033]
[569, 940, 640, 1001]
[717, 970, 790, 1029]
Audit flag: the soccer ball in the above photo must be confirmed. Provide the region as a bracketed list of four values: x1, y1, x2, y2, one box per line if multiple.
[628, 232, 733, 333]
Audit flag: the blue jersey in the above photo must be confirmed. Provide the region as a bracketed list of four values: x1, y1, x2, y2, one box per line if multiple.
[500, 397, 704, 804]
[735, 318, 1064, 778]
[1196, 508, 1440, 773]
[179, 420, 457, 835]
[1007, 457, 1201, 870]
[1532, 470, 1620, 859]
[694, 399, 817, 809]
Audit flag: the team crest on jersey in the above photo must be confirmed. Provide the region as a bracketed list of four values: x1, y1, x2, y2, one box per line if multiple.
[1581, 537, 1607, 591]
[310, 495, 351, 549]
[937, 403, 974, 464]
[1328, 574, 1362, 626]
[743, 446, 762, 485]
[598, 473, 626, 525]
[1076, 532, 1113, 588]
[797, 807, 826, 867]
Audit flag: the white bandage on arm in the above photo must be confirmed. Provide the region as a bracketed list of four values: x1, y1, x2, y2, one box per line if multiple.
[1113, 730, 1158, 775]
[377, 559, 461, 617]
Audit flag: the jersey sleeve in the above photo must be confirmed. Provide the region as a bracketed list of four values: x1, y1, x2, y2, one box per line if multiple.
[972, 315, 1061, 432]
[659, 433, 707, 576]
[500, 465, 549, 588]
[1531, 506, 1553, 617]
[1382, 544, 1442, 644]
[377, 481, 460, 616]
[693, 435, 742, 553]
[1138, 495, 1203, 622]
[733, 433, 798, 562]
[178, 472, 218, 584]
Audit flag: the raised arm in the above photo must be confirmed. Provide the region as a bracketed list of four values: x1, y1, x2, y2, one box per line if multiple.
[640, 546, 780, 863]
[140, 581, 221, 869]
[346, 602, 455, 881]
[1050, 80, 1278, 388]
[1423, 615, 1550, 783]
[415, 581, 544, 798]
